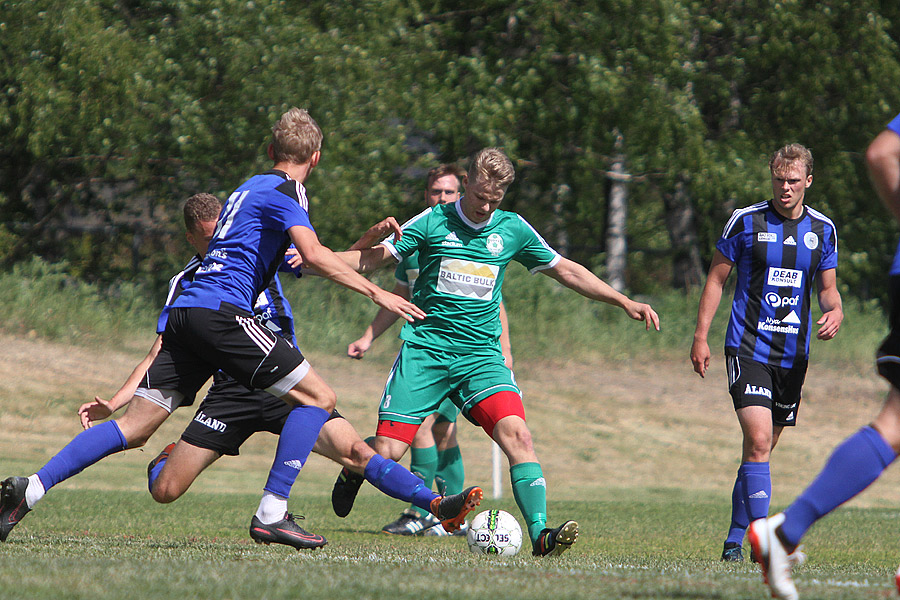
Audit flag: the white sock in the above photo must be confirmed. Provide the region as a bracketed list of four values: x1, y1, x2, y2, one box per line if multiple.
[255, 491, 288, 524]
[25, 474, 45, 509]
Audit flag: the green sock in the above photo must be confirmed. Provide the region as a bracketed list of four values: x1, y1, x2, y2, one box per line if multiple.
[408, 444, 438, 517]
[435, 445, 465, 496]
[510, 462, 547, 543]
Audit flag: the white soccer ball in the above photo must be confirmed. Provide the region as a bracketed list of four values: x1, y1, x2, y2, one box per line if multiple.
[466, 509, 523, 556]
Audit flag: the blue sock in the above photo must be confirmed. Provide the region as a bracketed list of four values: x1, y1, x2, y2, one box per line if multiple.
[364, 454, 437, 512]
[35, 421, 128, 490]
[148, 456, 166, 493]
[263, 405, 330, 498]
[740, 461, 771, 521]
[781, 426, 896, 547]
[725, 473, 749, 546]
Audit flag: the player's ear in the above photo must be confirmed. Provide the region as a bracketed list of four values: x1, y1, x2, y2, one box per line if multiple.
[310, 150, 321, 168]
[267, 143, 275, 161]
[805, 174, 813, 188]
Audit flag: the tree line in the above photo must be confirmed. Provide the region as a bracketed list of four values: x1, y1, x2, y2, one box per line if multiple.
[3, 0, 900, 301]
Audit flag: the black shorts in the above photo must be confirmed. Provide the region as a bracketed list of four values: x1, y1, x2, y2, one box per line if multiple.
[182, 373, 344, 456]
[144, 305, 308, 401]
[726, 355, 807, 426]
[876, 276, 900, 390]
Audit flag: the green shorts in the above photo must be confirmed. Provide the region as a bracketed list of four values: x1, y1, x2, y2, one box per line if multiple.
[434, 397, 459, 423]
[378, 342, 520, 425]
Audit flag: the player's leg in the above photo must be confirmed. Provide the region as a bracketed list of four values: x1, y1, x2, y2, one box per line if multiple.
[0, 395, 171, 541]
[433, 403, 465, 497]
[382, 413, 440, 535]
[468, 391, 577, 557]
[149, 441, 220, 503]
[722, 357, 777, 561]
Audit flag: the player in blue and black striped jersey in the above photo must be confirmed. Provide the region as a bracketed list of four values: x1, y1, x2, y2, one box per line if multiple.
[691, 144, 843, 564]
[747, 115, 900, 600]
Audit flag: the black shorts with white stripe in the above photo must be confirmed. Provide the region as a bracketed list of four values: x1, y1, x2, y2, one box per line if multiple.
[144, 304, 307, 401]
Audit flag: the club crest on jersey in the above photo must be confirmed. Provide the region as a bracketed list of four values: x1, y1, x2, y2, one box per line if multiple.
[803, 231, 819, 250]
[766, 267, 802, 288]
[486, 233, 504, 256]
[744, 384, 772, 399]
[757, 232, 777, 243]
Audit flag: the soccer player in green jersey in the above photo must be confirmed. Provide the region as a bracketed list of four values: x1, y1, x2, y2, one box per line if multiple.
[331, 147, 659, 556]
[347, 164, 513, 537]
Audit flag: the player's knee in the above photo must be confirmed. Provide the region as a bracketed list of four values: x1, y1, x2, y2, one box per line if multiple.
[348, 440, 376, 471]
[150, 479, 182, 504]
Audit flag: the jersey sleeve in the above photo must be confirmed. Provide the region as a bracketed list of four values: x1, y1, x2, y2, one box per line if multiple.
[382, 207, 431, 260]
[511, 215, 561, 272]
[818, 223, 838, 271]
[715, 210, 745, 263]
[888, 112, 900, 136]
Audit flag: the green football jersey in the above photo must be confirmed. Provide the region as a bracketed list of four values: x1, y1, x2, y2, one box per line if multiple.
[383, 200, 560, 352]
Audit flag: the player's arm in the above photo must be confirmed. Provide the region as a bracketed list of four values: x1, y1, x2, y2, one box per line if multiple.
[287, 225, 423, 321]
[347, 217, 402, 250]
[866, 128, 900, 224]
[499, 301, 513, 368]
[348, 283, 409, 359]
[79, 334, 163, 429]
[690, 250, 733, 378]
[815, 268, 843, 341]
[541, 256, 660, 330]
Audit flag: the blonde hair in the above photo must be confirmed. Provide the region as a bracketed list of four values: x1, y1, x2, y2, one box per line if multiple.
[770, 143, 813, 177]
[468, 148, 515, 191]
[271, 107, 323, 165]
[183, 193, 222, 231]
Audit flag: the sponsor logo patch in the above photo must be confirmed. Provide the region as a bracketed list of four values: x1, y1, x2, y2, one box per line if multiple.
[744, 384, 772, 399]
[765, 292, 800, 308]
[757, 232, 777, 243]
[767, 267, 803, 288]
[436, 258, 498, 300]
[194, 411, 227, 433]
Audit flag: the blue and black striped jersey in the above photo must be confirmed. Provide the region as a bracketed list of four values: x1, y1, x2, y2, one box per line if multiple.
[717, 200, 838, 367]
[157, 255, 296, 346]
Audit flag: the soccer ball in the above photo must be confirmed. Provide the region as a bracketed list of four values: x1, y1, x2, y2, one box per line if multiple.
[466, 509, 523, 556]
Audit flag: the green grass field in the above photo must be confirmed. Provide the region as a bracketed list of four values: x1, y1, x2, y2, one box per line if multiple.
[2, 264, 899, 599]
[2, 487, 899, 599]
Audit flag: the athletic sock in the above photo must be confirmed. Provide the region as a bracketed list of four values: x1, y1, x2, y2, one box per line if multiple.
[365, 454, 437, 512]
[255, 491, 288, 524]
[725, 472, 749, 546]
[24, 474, 44, 509]
[407, 444, 438, 518]
[147, 455, 166, 493]
[34, 420, 128, 499]
[436, 445, 465, 496]
[781, 426, 897, 547]
[510, 462, 547, 543]
[263, 405, 330, 498]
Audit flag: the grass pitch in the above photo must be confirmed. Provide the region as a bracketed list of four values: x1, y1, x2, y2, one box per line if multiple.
[0, 487, 897, 599]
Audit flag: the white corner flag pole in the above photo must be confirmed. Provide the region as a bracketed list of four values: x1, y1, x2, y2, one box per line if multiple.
[491, 440, 503, 499]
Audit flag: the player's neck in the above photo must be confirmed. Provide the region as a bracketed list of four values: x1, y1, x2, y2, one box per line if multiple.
[272, 161, 313, 184]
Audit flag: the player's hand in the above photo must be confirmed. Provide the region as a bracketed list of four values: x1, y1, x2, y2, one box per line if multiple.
[285, 247, 305, 270]
[349, 217, 402, 250]
[79, 396, 114, 429]
[348, 337, 372, 359]
[624, 301, 660, 331]
[816, 307, 843, 340]
[690, 338, 711, 378]
[373, 290, 425, 323]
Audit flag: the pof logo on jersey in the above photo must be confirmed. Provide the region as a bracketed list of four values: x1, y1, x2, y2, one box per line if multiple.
[486, 233, 504, 256]
[757, 232, 777, 243]
[194, 411, 227, 432]
[442, 231, 463, 247]
[437, 258, 498, 300]
[766, 267, 803, 288]
[765, 292, 800, 309]
[803, 231, 819, 250]
[744, 384, 772, 399]
[783, 235, 796, 246]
